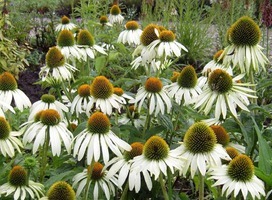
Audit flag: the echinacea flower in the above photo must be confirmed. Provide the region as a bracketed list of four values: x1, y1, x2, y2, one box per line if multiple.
[77, 29, 107, 60]
[198, 50, 233, 88]
[209, 154, 265, 199]
[0, 166, 44, 200]
[23, 109, 74, 156]
[166, 65, 202, 105]
[113, 87, 134, 103]
[146, 29, 188, 59]
[108, 5, 124, 24]
[99, 15, 112, 27]
[55, 15, 77, 32]
[40, 181, 75, 200]
[193, 68, 257, 120]
[39, 46, 77, 81]
[117, 21, 143, 46]
[72, 162, 117, 199]
[28, 94, 68, 121]
[86, 76, 127, 116]
[0, 72, 31, 111]
[130, 77, 172, 116]
[0, 117, 23, 157]
[105, 142, 144, 189]
[221, 16, 269, 75]
[73, 112, 131, 165]
[130, 136, 184, 191]
[70, 84, 92, 117]
[177, 122, 230, 178]
[57, 30, 84, 60]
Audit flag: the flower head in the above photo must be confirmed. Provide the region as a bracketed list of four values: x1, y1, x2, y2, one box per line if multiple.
[130, 136, 184, 191]
[86, 76, 126, 116]
[221, 16, 269, 75]
[118, 21, 143, 46]
[131, 77, 172, 116]
[99, 15, 112, 27]
[23, 109, 74, 156]
[73, 112, 131, 165]
[166, 65, 202, 105]
[0, 165, 44, 200]
[55, 15, 77, 32]
[72, 162, 117, 199]
[57, 30, 83, 60]
[194, 69, 257, 120]
[0, 117, 23, 157]
[77, 29, 107, 60]
[209, 154, 265, 199]
[108, 5, 124, 24]
[177, 122, 230, 178]
[0, 72, 31, 111]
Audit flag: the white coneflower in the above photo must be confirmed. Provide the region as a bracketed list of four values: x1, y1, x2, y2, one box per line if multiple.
[108, 5, 124, 24]
[194, 68, 257, 120]
[55, 15, 77, 32]
[221, 16, 269, 75]
[70, 84, 92, 117]
[209, 154, 265, 199]
[0, 166, 44, 200]
[0, 72, 31, 111]
[0, 117, 23, 157]
[130, 77, 172, 116]
[72, 162, 117, 199]
[99, 15, 112, 27]
[166, 65, 202, 105]
[77, 29, 107, 60]
[176, 122, 230, 178]
[86, 76, 126, 116]
[57, 29, 84, 61]
[72, 112, 131, 165]
[39, 46, 77, 81]
[23, 109, 74, 156]
[117, 21, 143, 46]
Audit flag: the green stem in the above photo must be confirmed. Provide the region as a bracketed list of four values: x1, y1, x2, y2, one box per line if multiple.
[83, 161, 95, 200]
[249, 70, 257, 106]
[167, 168, 173, 199]
[199, 174, 205, 200]
[230, 0, 235, 25]
[120, 181, 129, 200]
[39, 126, 50, 183]
[143, 111, 151, 136]
[159, 173, 169, 200]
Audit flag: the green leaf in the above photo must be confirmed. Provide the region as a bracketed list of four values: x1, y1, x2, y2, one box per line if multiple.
[251, 116, 272, 174]
[95, 55, 107, 74]
[157, 113, 174, 131]
[255, 167, 272, 186]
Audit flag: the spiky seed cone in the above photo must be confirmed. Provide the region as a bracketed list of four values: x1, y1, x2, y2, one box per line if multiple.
[77, 29, 95, 46]
[100, 15, 108, 24]
[140, 24, 161, 46]
[210, 125, 230, 146]
[61, 16, 70, 24]
[126, 21, 139, 30]
[110, 5, 121, 15]
[143, 136, 169, 160]
[227, 154, 254, 182]
[41, 94, 56, 103]
[170, 71, 180, 82]
[213, 50, 224, 63]
[89, 162, 104, 180]
[8, 166, 28, 187]
[0, 72, 17, 91]
[226, 147, 240, 159]
[78, 84, 91, 97]
[184, 122, 217, 154]
[145, 77, 163, 93]
[47, 181, 76, 200]
[90, 76, 114, 99]
[40, 109, 61, 126]
[87, 112, 110, 134]
[177, 65, 197, 88]
[46, 47, 65, 68]
[0, 117, 11, 139]
[159, 30, 175, 42]
[124, 142, 144, 161]
[113, 87, 124, 96]
[229, 16, 261, 46]
[208, 69, 233, 94]
[57, 30, 75, 47]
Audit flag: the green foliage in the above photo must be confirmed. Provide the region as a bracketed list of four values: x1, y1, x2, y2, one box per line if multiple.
[0, 15, 29, 78]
